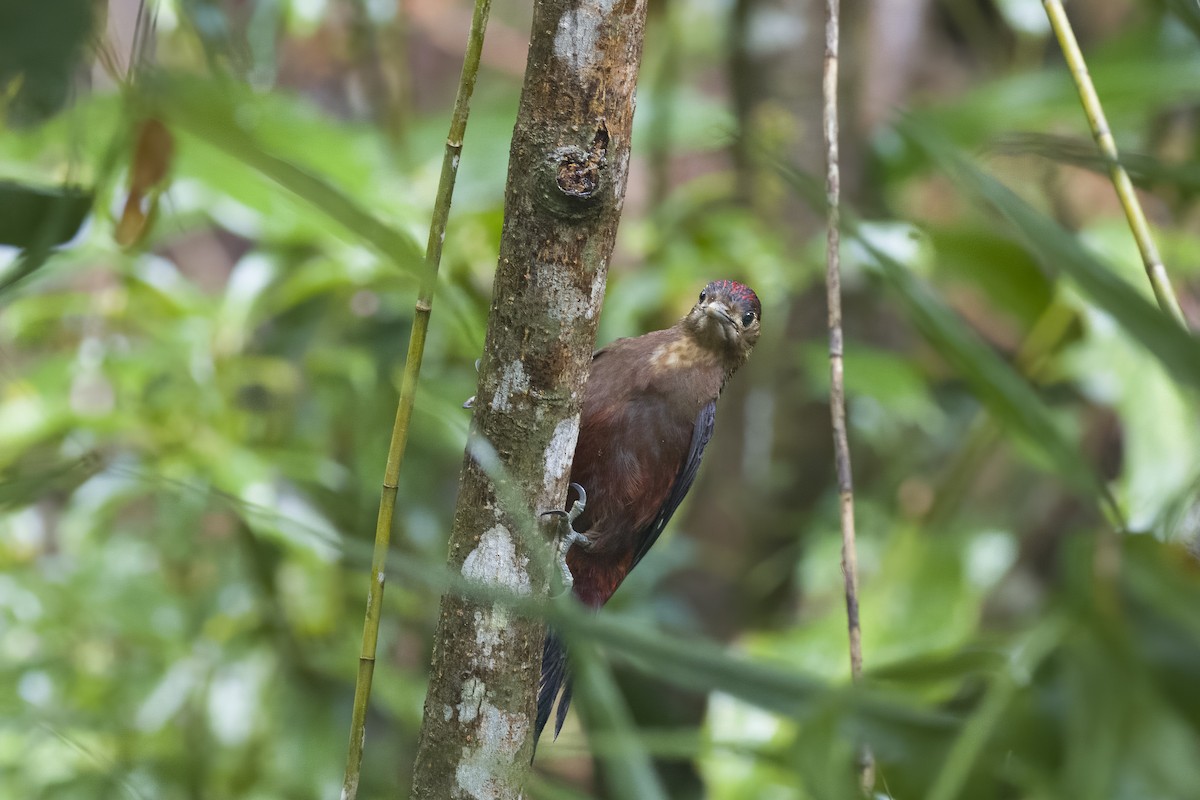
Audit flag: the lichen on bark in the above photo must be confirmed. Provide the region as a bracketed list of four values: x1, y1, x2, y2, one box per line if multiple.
[409, 0, 650, 797]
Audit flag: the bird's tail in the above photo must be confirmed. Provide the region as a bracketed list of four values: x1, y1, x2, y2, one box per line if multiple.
[534, 628, 573, 750]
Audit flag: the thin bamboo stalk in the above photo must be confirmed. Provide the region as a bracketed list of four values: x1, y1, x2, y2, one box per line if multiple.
[1042, 0, 1186, 325]
[822, 0, 873, 792]
[340, 1, 492, 797]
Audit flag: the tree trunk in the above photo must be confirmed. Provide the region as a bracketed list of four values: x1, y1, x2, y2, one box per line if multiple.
[410, 0, 649, 797]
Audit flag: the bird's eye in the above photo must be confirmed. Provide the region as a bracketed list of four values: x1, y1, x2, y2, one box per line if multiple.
[742, 311, 756, 327]
[699, 291, 707, 303]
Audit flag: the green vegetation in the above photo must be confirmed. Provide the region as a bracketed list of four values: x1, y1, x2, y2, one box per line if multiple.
[3, 1, 1200, 798]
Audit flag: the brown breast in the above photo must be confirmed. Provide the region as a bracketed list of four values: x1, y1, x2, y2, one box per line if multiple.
[565, 328, 725, 607]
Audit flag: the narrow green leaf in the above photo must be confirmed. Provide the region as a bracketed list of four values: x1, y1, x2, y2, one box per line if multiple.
[774, 154, 1115, 506]
[918, 56, 1200, 152]
[902, 120, 1200, 391]
[377, 542, 954, 753]
[566, 609, 956, 749]
[927, 618, 1065, 800]
[991, 133, 1200, 194]
[567, 636, 669, 800]
[139, 75, 424, 277]
[860, 238, 1107, 501]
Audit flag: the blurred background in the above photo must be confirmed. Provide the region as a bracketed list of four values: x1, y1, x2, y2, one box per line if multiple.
[3, 0, 1200, 797]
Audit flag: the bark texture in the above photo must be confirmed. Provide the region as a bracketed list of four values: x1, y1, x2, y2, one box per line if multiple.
[410, 1, 649, 797]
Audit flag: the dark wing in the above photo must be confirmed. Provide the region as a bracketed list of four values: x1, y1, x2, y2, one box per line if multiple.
[629, 400, 716, 570]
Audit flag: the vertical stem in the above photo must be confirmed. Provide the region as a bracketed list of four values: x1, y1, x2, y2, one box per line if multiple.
[340, 1, 492, 797]
[728, 0, 756, 205]
[342, 0, 405, 149]
[646, 0, 678, 208]
[1042, 0, 1186, 324]
[822, 0, 873, 791]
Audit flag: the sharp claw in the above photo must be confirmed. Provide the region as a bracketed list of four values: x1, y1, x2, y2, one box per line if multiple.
[566, 482, 587, 526]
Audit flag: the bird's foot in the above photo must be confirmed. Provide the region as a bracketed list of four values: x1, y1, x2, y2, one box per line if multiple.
[540, 483, 588, 590]
[556, 530, 589, 589]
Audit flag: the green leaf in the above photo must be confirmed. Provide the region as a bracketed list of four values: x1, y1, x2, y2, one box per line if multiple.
[902, 120, 1200, 392]
[1162, 0, 1200, 40]
[918, 55, 1200, 151]
[990, 133, 1200, 195]
[559, 608, 957, 758]
[927, 227, 1054, 328]
[140, 75, 424, 277]
[567, 637, 670, 800]
[0, 0, 95, 125]
[859, 237, 1107, 500]
[927, 618, 1065, 800]
[0, 181, 92, 248]
[0, 181, 93, 294]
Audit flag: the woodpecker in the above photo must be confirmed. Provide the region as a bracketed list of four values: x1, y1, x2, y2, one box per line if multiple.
[536, 279, 762, 745]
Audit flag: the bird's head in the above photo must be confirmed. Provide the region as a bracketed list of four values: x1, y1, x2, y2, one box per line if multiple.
[681, 280, 762, 368]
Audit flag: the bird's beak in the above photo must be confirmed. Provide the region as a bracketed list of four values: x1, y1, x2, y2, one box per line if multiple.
[703, 301, 738, 342]
[704, 301, 735, 326]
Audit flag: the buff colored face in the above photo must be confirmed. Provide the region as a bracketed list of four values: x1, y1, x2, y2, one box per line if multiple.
[686, 280, 762, 356]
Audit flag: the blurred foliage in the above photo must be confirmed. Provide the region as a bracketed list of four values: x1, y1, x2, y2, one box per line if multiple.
[0, 0, 96, 126]
[2, 0, 1200, 798]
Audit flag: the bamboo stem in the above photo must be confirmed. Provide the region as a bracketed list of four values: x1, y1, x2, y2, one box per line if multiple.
[340, 1, 492, 796]
[822, 0, 873, 791]
[1042, 0, 1186, 325]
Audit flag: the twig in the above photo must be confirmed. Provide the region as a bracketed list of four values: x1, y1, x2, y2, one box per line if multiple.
[1042, 0, 1186, 325]
[339, 1, 492, 797]
[822, 0, 873, 792]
